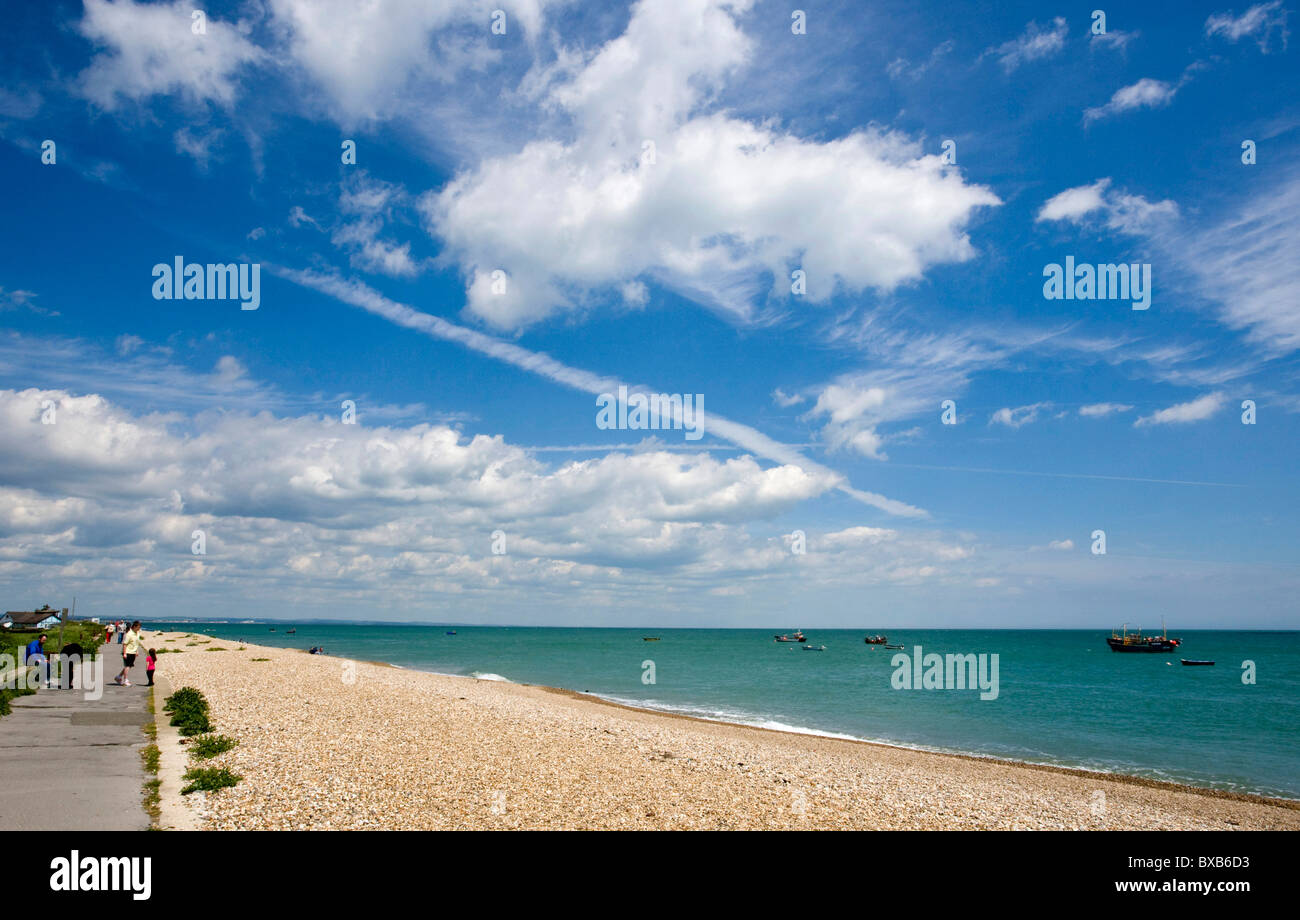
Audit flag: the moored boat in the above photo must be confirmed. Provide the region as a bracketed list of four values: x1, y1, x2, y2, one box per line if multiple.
[1106, 623, 1181, 653]
[1181, 659, 1215, 666]
[774, 630, 807, 643]
[864, 635, 887, 645]
[803, 644, 826, 651]
[884, 644, 903, 650]
[642, 636, 660, 641]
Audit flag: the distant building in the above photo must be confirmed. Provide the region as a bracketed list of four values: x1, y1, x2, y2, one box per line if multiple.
[2, 607, 64, 630]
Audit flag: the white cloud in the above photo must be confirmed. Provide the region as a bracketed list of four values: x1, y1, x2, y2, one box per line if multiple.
[1135, 392, 1226, 426]
[1079, 402, 1133, 417]
[267, 0, 554, 125]
[771, 388, 805, 408]
[1084, 77, 1180, 122]
[1205, 1, 1290, 51]
[1037, 177, 1178, 235]
[423, 0, 1000, 329]
[76, 0, 264, 109]
[1047, 539, 1074, 551]
[0, 385, 984, 614]
[986, 18, 1069, 73]
[1091, 29, 1139, 52]
[989, 403, 1049, 429]
[1177, 170, 1300, 354]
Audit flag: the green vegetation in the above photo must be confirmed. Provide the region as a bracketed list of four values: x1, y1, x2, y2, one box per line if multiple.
[154, 647, 182, 654]
[250, 657, 270, 662]
[0, 685, 37, 718]
[189, 734, 238, 759]
[205, 646, 227, 652]
[181, 766, 241, 795]
[164, 686, 213, 736]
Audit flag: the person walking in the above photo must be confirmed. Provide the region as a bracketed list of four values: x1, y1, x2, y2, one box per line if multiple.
[145, 648, 157, 686]
[114, 621, 143, 687]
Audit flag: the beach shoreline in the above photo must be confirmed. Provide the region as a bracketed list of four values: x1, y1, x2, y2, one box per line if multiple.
[149, 630, 1300, 830]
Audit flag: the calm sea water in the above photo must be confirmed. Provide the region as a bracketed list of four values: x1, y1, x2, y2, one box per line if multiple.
[149, 623, 1300, 799]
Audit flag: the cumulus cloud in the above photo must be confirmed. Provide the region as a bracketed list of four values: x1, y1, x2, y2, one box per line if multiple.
[1037, 177, 1178, 235]
[267, 0, 554, 124]
[1135, 392, 1226, 426]
[76, 0, 265, 109]
[423, 0, 1000, 329]
[0, 386, 976, 615]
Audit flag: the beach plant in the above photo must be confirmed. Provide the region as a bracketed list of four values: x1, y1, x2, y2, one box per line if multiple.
[0, 685, 37, 718]
[181, 766, 241, 795]
[190, 734, 238, 759]
[251, 657, 270, 662]
[165, 687, 213, 736]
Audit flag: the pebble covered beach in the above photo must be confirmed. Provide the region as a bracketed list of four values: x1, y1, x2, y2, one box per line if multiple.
[151, 632, 1300, 830]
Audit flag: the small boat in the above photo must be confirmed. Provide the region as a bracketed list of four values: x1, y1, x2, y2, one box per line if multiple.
[774, 630, 807, 643]
[446, 630, 457, 636]
[642, 637, 660, 641]
[1106, 622, 1180, 653]
[803, 645, 826, 651]
[884, 644, 903, 650]
[286, 629, 296, 634]
[268, 628, 276, 632]
[864, 635, 887, 645]
[1181, 659, 1215, 666]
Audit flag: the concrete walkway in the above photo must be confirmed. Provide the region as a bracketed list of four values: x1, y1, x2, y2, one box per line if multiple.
[0, 643, 152, 830]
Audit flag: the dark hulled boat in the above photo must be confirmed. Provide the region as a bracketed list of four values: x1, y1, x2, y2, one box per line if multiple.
[774, 630, 807, 643]
[1106, 624, 1181, 653]
[864, 635, 887, 645]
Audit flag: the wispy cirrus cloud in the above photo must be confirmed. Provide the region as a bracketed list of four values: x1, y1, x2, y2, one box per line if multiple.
[984, 17, 1069, 72]
[1205, 1, 1290, 51]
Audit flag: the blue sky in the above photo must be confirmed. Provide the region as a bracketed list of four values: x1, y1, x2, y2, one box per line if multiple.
[1, 0, 1297, 627]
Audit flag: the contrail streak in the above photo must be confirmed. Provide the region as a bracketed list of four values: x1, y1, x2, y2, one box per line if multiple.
[272, 266, 927, 518]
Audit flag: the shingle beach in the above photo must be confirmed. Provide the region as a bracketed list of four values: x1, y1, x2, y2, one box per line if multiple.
[151, 632, 1300, 830]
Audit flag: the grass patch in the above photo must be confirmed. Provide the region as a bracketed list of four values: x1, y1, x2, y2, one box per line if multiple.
[189, 734, 238, 759]
[250, 657, 270, 662]
[181, 766, 241, 795]
[204, 646, 227, 652]
[155, 647, 182, 654]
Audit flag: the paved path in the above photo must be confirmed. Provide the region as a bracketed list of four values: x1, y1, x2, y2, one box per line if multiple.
[0, 643, 152, 830]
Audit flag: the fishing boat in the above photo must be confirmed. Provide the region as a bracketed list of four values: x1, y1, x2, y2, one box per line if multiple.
[1106, 622, 1181, 653]
[774, 630, 807, 643]
[864, 635, 887, 645]
[642, 637, 660, 641]
[1180, 659, 1215, 666]
[803, 644, 827, 651]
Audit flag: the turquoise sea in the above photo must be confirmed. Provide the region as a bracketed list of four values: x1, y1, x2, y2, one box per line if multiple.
[149, 624, 1300, 799]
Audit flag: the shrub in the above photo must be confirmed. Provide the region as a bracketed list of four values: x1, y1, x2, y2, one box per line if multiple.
[181, 766, 241, 795]
[165, 687, 213, 736]
[190, 734, 238, 759]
